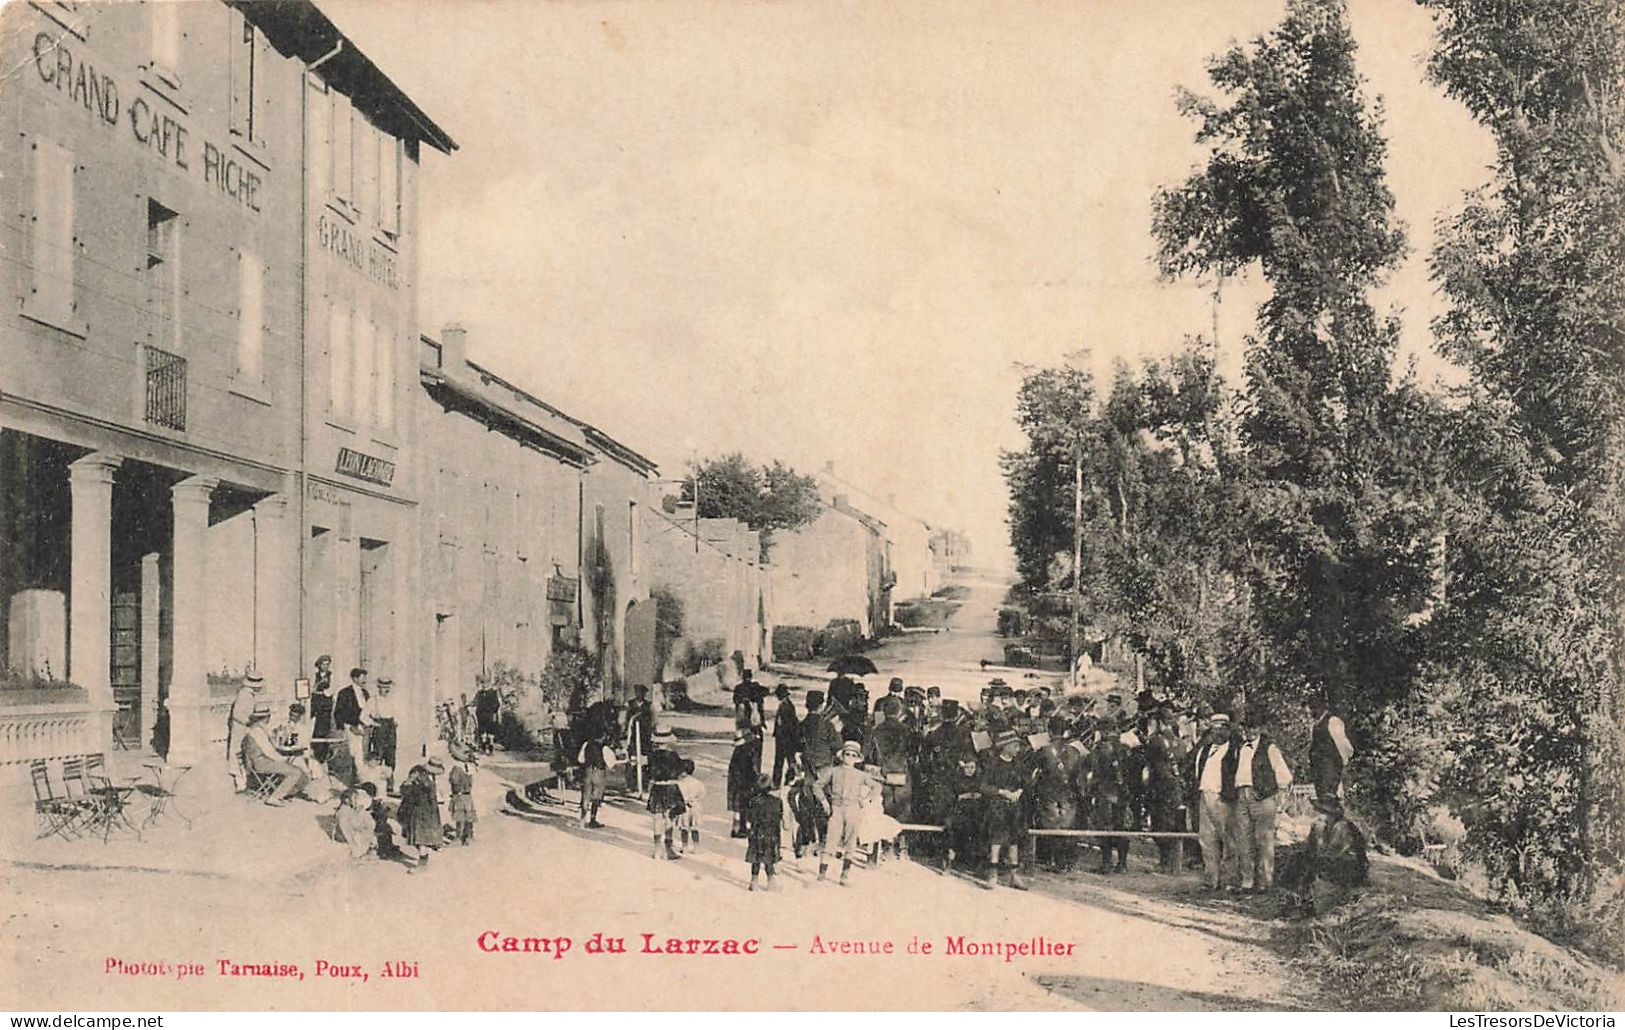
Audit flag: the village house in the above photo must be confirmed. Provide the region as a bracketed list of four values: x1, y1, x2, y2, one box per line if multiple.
[415, 325, 594, 745]
[0, 0, 453, 779]
[643, 502, 771, 683]
[770, 494, 890, 651]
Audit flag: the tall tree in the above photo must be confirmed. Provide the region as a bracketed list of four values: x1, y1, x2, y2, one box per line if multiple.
[1152, 0, 1444, 836]
[1419, 0, 1625, 915]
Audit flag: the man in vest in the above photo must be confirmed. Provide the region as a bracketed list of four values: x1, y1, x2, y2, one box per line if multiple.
[1221, 706, 1294, 892]
[1191, 711, 1235, 890]
[1308, 694, 1355, 803]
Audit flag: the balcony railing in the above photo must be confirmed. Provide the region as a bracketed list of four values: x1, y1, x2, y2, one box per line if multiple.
[144, 346, 186, 431]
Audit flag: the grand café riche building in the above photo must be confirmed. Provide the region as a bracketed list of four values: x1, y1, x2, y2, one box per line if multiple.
[0, 0, 456, 796]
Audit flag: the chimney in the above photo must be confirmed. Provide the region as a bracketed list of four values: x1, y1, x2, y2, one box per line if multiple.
[833, 494, 850, 512]
[823, 460, 835, 474]
[441, 323, 468, 373]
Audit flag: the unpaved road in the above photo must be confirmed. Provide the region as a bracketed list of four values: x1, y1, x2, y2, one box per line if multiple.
[2, 569, 1311, 1011]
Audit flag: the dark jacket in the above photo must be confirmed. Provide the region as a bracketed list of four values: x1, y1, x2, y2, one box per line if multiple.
[774, 699, 801, 745]
[1220, 735, 1282, 801]
[333, 684, 367, 731]
[727, 741, 761, 812]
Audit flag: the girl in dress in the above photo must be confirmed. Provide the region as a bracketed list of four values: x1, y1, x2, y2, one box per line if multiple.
[448, 750, 477, 845]
[675, 759, 706, 854]
[397, 762, 444, 867]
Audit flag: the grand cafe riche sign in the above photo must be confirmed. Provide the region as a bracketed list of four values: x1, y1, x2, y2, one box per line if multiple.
[31, 30, 265, 213]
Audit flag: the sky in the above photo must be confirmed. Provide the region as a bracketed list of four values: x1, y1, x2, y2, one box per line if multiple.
[324, 0, 1496, 571]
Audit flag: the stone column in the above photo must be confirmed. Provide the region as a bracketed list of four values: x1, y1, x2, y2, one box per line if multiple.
[253, 493, 296, 704]
[165, 475, 217, 766]
[68, 452, 120, 750]
[140, 552, 161, 755]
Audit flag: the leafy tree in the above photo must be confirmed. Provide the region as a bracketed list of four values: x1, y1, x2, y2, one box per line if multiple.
[1418, 0, 1625, 924]
[682, 453, 822, 560]
[1152, 0, 1445, 834]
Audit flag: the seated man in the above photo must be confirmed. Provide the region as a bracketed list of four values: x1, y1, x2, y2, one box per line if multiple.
[241, 705, 310, 806]
[274, 702, 330, 802]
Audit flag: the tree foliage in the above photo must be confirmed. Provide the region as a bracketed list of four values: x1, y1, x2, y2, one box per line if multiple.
[682, 453, 822, 560]
[1417, 0, 1625, 925]
[1006, 0, 1624, 928]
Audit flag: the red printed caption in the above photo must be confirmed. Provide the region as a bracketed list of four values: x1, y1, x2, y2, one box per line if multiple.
[104, 958, 420, 982]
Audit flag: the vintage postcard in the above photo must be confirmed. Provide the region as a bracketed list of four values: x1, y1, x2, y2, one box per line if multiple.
[1, 0, 1621, 1015]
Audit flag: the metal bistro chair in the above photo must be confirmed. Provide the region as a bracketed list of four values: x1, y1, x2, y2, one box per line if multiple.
[77, 753, 141, 841]
[30, 759, 87, 841]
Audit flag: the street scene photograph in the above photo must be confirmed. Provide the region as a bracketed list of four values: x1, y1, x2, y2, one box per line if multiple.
[0, 0, 1622, 1016]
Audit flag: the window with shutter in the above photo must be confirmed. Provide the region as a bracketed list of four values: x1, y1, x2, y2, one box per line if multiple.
[328, 301, 351, 421]
[354, 307, 374, 426]
[23, 138, 78, 330]
[235, 249, 264, 385]
[333, 93, 353, 204]
[375, 316, 394, 430]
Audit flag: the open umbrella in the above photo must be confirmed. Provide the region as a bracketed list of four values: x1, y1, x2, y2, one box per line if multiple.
[825, 654, 879, 677]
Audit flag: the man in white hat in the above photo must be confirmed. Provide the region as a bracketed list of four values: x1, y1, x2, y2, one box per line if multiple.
[814, 740, 873, 885]
[227, 670, 265, 792]
[1191, 710, 1236, 890]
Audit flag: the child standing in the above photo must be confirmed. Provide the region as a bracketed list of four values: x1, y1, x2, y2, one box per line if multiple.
[746, 774, 783, 891]
[448, 749, 477, 845]
[397, 763, 442, 867]
[675, 759, 707, 854]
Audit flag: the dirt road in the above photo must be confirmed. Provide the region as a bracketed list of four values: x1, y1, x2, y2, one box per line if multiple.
[2, 569, 1312, 1011]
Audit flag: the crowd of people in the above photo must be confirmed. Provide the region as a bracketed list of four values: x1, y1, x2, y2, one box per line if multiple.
[722, 672, 1367, 897]
[224, 656, 483, 872]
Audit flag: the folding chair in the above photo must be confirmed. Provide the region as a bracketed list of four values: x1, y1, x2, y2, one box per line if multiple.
[67, 755, 137, 842]
[85, 753, 141, 839]
[244, 763, 283, 803]
[31, 759, 86, 840]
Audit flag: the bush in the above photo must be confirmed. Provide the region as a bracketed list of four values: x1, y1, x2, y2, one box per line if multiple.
[772, 625, 815, 661]
[683, 637, 726, 675]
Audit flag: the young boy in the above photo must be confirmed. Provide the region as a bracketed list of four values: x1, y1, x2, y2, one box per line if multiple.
[816, 741, 874, 885]
[745, 774, 783, 891]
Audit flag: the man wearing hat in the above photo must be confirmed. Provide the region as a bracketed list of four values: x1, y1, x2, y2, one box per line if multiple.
[1220, 706, 1294, 892]
[770, 685, 801, 787]
[875, 677, 906, 724]
[334, 667, 371, 766]
[310, 655, 335, 762]
[802, 691, 844, 774]
[1190, 710, 1236, 890]
[864, 701, 917, 827]
[814, 740, 873, 885]
[1144, 702, 1185, 874]
[1308, 693, 1355, 804]
[1031, 715, 1086, 870]
[240, 703, 309, 805]
[368, 676, 400, 785]
[980, 730, 1032, 889]
[226, 670, 266, 792]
